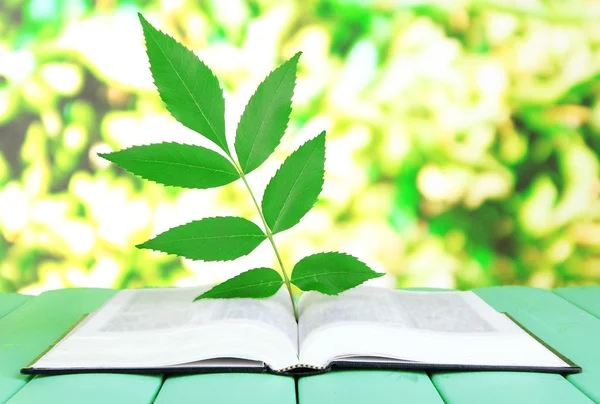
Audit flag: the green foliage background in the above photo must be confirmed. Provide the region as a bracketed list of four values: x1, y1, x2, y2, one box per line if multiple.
[1, 0, 599, 294]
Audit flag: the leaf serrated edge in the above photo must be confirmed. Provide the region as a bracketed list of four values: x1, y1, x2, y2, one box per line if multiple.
[138, 13, 229, 154]
[263, 131, 326, 233]
[98, 142, 239, 189]
[290, 251, 384, 294]
[97, 163, 235, 193]
[135, 216, 267, 262]
[235, 52, 301, 173]
[198, 279, 282, 298]
[194, 268, 283, 300]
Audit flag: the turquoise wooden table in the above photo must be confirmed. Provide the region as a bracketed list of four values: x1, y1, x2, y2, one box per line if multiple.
[1, 286, 599, 403]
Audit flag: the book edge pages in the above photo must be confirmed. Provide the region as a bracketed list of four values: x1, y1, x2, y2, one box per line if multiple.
[21, 363, 268, 375]
[501, 312, 580, 369]
[23, 313, 90, 371]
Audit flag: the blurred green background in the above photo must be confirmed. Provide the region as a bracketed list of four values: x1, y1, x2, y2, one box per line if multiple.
[1, 0, 599, 295]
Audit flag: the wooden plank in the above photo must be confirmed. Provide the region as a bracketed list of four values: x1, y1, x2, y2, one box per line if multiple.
[433, 372, 593, 404]
[553, 287, 600, 320]
[430, 286, 600, 404]
[6, 374, 160, 404]
[0, 289, 162, 404]
[298, 371, 444, 404]
[154, 374, 295, 404]
[0, 294, 31, 320]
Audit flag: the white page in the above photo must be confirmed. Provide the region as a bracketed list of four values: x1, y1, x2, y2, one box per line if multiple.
[298, 286, 569, 369]
[83, 287, 297, 343]
[33, 286, 299, 371]
[298, 286, 511, 343]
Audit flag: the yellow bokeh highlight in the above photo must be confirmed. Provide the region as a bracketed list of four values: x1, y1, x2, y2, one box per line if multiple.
[0, 0, 599, 293]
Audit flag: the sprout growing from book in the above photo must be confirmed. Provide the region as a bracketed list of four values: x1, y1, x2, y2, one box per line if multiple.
[99, 13, 383, 319]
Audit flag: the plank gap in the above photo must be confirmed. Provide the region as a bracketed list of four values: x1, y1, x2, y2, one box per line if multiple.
[425, 370, 449, 404]
[552, 287, 600, 321]
[149, 375, 166, 404]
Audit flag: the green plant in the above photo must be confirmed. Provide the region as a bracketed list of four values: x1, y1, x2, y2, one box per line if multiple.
[99, 13, 383, 319]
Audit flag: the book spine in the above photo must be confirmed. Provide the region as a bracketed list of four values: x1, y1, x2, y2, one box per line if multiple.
[273, 363, 328, 376]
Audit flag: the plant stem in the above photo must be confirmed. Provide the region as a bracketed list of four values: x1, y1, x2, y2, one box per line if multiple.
[231, 161, 299, 321]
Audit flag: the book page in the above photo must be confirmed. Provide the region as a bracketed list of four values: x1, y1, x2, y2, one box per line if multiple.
[298, 286, 568, 369]
[298, 286, 506, 343]
[33, 286, 299, 372]
[84, 287, 297, 344]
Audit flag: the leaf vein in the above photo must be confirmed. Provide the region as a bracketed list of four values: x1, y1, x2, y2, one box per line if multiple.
[145, 26, 223, 147]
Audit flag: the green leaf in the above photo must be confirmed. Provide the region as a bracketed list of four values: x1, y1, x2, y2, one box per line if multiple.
[194, 267, 283, 300]
[99, 142, 239, 189]
[137, 217, 266, 261]
[262, 131, 326, 234]
[138, 13, 229, 154]
[234, 53, 300, 174]
[291, 252, 384, 295]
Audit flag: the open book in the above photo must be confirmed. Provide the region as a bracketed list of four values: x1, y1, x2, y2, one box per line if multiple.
[23, 286, 579, 375]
